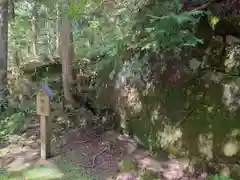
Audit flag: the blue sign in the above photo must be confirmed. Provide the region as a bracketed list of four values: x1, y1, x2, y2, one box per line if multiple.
[39, 84, 53, 99]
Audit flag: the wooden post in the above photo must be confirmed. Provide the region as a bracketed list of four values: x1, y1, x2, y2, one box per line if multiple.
[40, 115, 52, 159]
[36, 84, 53, 160]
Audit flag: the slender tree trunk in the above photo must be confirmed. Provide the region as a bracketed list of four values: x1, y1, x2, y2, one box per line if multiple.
[32, 0, 39, 56]
[9, 0, 14, 20]
[56, 3, 60, 56]
[45, 9, 52, 56]
[0, 0, 8, 103]
[60, 2, 75, 104]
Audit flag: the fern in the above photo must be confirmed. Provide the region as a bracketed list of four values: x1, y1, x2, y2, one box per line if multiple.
[0, 102, 35, 143]
[140, 3, 205, 51]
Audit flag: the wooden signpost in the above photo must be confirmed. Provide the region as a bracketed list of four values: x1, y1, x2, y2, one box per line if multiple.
[36, 84, 53, 159]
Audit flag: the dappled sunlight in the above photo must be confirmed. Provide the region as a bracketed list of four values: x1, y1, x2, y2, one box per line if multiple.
[118, 135, 137, 154]
[115, 172, 138, 180]
[119, 86, 142, 113]
[142, 82, 154, 96]
[225, 45, 240, 71]
[56, 115, 69, 124]
[0, 128, 40, 171]
[207, 106, 214, 113]
[0, 162, 64, 180]
[150, 107, 160, 124]
[115, 61, 135, 90]
[221, 129, 240, 157]
[222, 79, 240, 111]
[4, 0, 240, 178]
[198, 133, 213, 160]
[162, 160, 184, 180]
[225, 54, 239, 71]
[21, 58, 49, 71]
[114, 60, 240, 178]
[138, 156, 164, 172]
[0, 137, 99, 179]
[157, 126, 182, 148]
[209, 72, 224, 83]
[223, 141, 239, 157]
[118, 108, 126, 121]
[229, 129, 240, 138]
[2, 147, 39, 172]
[118, 108, 128, 130]
[23, 164, 64, 179]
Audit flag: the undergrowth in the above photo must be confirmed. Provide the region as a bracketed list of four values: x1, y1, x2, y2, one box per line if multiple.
[208, 174, 234, 180]
[0, 100, 35, 144]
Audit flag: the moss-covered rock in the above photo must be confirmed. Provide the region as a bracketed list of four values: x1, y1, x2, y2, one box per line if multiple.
[97, 38, 240, 178]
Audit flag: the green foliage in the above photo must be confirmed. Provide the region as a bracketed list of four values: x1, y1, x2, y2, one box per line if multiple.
[69, 0, 204, 79]
[8, 0, 205, 83]
[9, 15, 30, 50]
[118, 157, 138, 172]
[0, 99, 8, 114]
[0, 101, 35, 143]
[9, 0, 60, 66]
[208, 174, 234, 180]
[139, 11, 204, 52]
[209, 15, 220, 29]
[9, 0, 205, 75]
[139, 169, 160, 180]
[5, 0, 240, 178]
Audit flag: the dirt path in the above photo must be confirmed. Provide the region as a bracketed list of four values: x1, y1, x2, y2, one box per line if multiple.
[0, 118, 209, 180]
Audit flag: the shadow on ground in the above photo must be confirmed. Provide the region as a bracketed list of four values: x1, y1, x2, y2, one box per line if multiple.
[0, 157, 95, 180]
[0, 128, 217, 180]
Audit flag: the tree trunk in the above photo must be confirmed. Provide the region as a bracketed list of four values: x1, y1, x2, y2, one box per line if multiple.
[55, 3, 60, 56]
[59, 2, 75, 104]
[45, 8, 52, 56]
[0, 0, 8, 103]
[32, 0, 39, 57]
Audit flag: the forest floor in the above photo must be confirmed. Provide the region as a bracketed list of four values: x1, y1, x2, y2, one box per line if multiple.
[0, 111, 208, 180]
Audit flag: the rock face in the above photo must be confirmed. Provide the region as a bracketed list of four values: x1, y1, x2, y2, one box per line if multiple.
[95, 43, 240, 178]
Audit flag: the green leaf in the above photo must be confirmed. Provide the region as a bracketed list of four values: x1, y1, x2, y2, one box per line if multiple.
[173, 0, 181, 13]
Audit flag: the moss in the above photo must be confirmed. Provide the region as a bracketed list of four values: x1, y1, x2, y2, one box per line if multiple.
[139, 169, 160, 180]
[123, 78, 240, 162]
[97, 42, 240, 179]
[118, 157, 138, 172]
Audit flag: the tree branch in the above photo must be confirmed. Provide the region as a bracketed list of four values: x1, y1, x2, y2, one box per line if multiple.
[183, 0, 224, 12]
[190, 1, 212, 11]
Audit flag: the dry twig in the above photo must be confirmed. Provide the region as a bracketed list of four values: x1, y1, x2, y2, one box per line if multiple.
[190, 1, 211, 11]
[91, 147, 108, 169]
[79, 147, 108, 169]
[76, 140, 88, 144]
